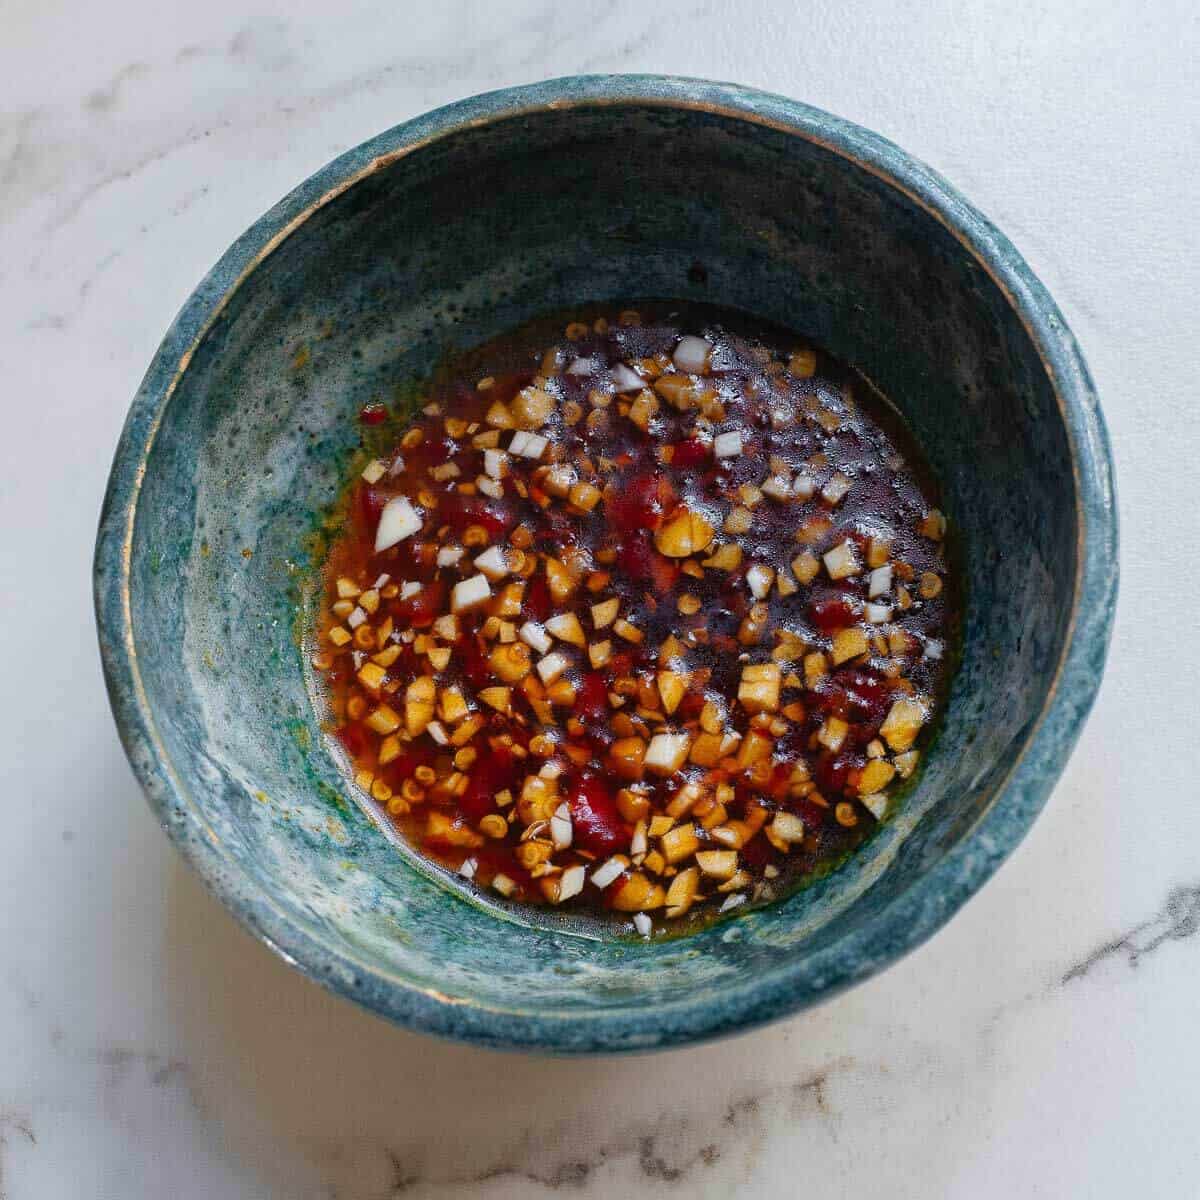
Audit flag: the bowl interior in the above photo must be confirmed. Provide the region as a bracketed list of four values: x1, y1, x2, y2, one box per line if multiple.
[120, 95, 1079, 1049]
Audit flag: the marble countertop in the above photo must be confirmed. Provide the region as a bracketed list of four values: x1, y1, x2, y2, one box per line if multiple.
[3, 2, 1197, 1196]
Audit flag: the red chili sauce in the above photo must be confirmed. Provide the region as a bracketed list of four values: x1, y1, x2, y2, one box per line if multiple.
[312, 307, 956, 935]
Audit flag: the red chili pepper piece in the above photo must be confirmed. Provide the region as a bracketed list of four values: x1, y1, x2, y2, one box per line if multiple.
[607, 471, 673, 532]
[670, 438, 710, 470]
[617, 531, 679, 592]
[457, 634, 491, 690]
[358, 484, 387, 532]
[524, 576, 551, 622]
[573, 672, 609, 723]
[395, 579, 445, 627]
[808, 598, 856, 632]
[441, 493, 510, 537]
[567, 775, 630, 855]
[814, 751, 864, 796]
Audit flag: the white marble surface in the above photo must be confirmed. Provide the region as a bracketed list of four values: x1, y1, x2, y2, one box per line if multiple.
[2, 1, 1198, 1195]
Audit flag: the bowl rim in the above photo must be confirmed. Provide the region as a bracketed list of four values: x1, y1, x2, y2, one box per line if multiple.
[94, 74, 1118, 1054]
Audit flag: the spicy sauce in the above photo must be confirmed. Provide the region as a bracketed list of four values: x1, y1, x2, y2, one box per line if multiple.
[312, 306, 956, 936]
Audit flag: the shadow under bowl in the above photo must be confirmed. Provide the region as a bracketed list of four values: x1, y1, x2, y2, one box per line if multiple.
[95, 76, 1117, 1053]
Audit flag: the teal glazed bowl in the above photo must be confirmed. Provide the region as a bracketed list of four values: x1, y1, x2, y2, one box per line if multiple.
[95, 76, 1117, 1053]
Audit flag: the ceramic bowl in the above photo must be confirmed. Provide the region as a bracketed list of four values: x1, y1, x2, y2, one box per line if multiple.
[95, 76, 1117, 1053]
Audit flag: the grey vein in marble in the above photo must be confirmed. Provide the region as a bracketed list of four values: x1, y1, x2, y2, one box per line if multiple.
[333, 1060, 849, 1196]
[0, 1113, 36, 1200]
[1062, 882, 1200, 983]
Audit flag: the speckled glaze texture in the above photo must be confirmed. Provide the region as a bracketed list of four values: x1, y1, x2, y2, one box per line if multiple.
[94, 75, 1117, 1054]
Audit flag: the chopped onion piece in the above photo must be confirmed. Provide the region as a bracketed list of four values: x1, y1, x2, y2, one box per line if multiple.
[865, 602, 893, 624]
[473, 545, 509, 581]
[868, 563, 893, 598]
[861, 793, 889, 820]
[633, 912, 652, 937]
[545, 612, 586, 646]
[426, 720, 448, 745]
[746, 563, 775, 599]
[451, 573, 491, 612]
[374, 496, 423, 552]
[793, 473, 816, 500]
[713, 431, 743, 459]
[519, 621, 552, 655]
[771, 812, 806, 843]
[821, 472, 852, 505]
[761, 474, 793, 501]
[566, 357, 598, 376]
[718, 893, 746, 912]
[539, 760, 564, 780]
[630, 822, 648, 857]
[557, 864, 585, 901]
[673, 335, 712, 374]
[644, 732, 691, 775]
[492, 873, 517, 898]
[347, 606, 367, 629]
[399, 581, 422, 600]
[924, 637, 944, 661]
[823, 540, 860, 580]
[372, 573, 391, 589]
[536, 651, 569, 685]
[476, 476, 503, 499]
[609, 363, 644, 393]
[509, 431, 549, 459]
[550, 802, 573, 850]
[484, 449, 506, 479]
[437, 547, 464, 568]
[458, 857, 478, 880]
[590, 857, 627, 890]
[361, 459, 387, 484]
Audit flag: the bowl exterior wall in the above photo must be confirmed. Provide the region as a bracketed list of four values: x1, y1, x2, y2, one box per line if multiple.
[95, 76, 1117, 1052]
